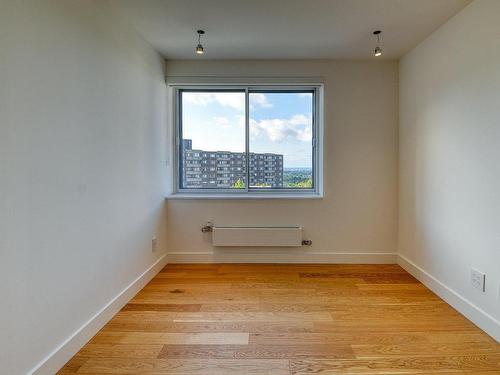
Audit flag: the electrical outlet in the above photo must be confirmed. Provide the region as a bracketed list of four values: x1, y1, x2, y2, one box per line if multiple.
[151, 236, 158, 253]
[470, 269, 485, 292]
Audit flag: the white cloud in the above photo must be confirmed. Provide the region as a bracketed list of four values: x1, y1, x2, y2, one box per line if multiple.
[212, 116, 231, 128]
[183, 115, 245, 153]
[213, 93, 245, 111]
[183, 92, 245, 111]
[183, 92, 273, 111]
[250, 114, 312, 142]
[249, 93, 273, 108]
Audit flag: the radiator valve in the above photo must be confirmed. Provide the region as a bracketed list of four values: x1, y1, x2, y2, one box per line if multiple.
[302, 239, 312, 246]
[201, 222, 214, 233]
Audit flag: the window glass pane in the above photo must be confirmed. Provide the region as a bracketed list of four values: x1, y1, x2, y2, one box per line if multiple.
[249, 91, 314, 189]
[180, 90, 246, 189]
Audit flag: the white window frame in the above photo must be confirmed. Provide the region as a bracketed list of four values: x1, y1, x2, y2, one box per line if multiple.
[168, 83, 324, 199]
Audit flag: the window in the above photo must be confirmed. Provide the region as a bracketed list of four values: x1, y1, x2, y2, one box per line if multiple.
[173, 85, 323, 197]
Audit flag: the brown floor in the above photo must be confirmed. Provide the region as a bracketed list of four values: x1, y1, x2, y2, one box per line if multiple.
[59, 264, 500, 374]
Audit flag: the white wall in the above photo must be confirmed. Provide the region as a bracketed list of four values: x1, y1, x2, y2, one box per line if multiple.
[399, 0, 500, 341]
[0, 1, 168, 373]
[165, 60, 399, 263]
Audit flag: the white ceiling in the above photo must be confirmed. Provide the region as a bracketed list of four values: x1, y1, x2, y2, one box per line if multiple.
[112, 0, 471, 60]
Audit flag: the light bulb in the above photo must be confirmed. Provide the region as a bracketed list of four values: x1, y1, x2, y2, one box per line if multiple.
[195, 30, 205, 55]
[374, 46, 382, 57]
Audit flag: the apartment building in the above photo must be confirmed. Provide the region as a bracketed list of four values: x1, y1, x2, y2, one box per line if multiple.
[182, 139, 283, 188]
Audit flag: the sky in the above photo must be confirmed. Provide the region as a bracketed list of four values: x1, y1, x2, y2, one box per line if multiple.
[182, 91, 313, 168]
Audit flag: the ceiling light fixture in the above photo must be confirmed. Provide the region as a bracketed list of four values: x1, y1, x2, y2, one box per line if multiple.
[373, 30, 382, 57]
[195, 30, 205, 55]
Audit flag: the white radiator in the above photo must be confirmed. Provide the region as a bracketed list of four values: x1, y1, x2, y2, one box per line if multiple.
[212, 226, 303, 247]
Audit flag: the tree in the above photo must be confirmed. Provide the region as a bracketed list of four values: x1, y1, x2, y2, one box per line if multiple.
[296, 178, 313, 188]
[232, 179, 245, 189]
[285, 178, 312, 188]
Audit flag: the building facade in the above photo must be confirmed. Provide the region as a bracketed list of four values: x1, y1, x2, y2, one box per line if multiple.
[181, 139, 283, 189]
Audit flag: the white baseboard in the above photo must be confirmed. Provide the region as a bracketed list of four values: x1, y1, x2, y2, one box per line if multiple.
[167, 251, 397, 264]
[398, 254, 500, 343]
[31, 254, 168, 375]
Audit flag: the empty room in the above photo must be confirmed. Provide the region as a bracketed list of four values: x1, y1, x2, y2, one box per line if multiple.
[2, 0, 500, 374]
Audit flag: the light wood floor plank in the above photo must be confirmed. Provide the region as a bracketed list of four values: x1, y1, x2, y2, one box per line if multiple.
[352, 342, 500, 358]
[172, 311, 333, 322]
[158, 344, 355, 360]
[77, 344, 164, 359]
[57, 355, 89, 374]
[91, 332, 249, 345]
[58, 264, 500, 375]
[121, 303, 201, 312]
[102, 320, 314, 333]
[249, 332, 433, 345]
[199, 303, 340, 313]
[289, 355, 500, 374]
[78, 358, 290, 374]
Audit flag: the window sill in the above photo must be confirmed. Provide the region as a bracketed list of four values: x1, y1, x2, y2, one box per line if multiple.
[165, 193, 324, 200]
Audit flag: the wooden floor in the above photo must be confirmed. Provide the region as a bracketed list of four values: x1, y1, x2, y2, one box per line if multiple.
[59, 264, 500, 374]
